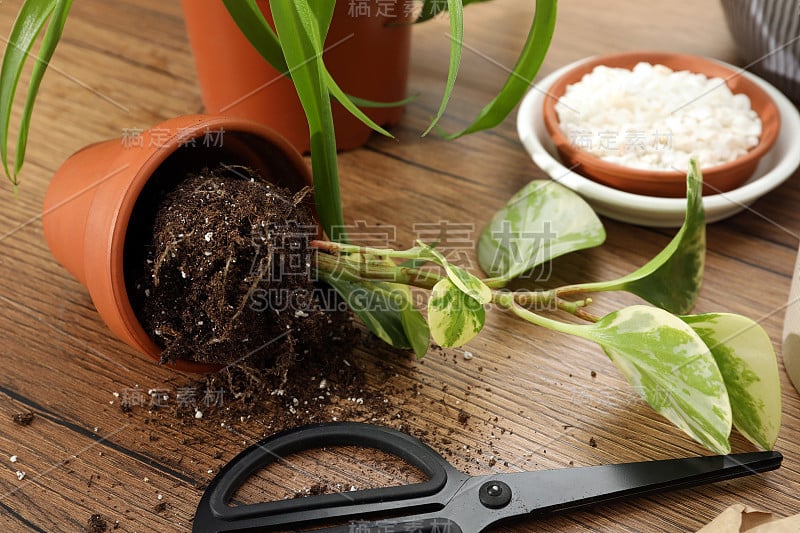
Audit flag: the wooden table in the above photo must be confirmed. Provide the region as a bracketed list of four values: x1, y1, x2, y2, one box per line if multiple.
[1, 0, 798, 531]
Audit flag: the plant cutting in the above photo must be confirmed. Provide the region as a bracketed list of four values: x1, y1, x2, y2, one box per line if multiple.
[130, 153, 778, 454]
[300, 160, 781, 454]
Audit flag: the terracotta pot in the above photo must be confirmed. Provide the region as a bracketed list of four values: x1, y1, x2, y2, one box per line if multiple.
[181, 0, 412, 152]
[42, 114, 312, 373]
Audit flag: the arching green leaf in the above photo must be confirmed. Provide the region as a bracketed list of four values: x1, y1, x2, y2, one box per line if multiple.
[1, 0, 73, 183]
[445, 0, 556, 138]
[575, 160, 705, 314]
[422, 0, 463, 136]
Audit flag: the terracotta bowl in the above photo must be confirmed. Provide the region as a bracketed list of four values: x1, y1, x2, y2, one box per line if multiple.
[541, 52, 781, 197]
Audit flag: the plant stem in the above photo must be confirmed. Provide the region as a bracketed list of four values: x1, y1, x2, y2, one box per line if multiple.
[311, 240, 427, 260]
[313, 251, 444, 290]
[313, 244, 595, 321]
[494, 292, 588, 338]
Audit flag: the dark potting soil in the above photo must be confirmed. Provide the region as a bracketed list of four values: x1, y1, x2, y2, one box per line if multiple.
[119, 166, 515, 500]
[133, 166, 352, 370]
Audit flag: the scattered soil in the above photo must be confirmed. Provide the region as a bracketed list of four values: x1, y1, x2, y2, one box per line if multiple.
[293, 483, 328, 499]
[12, 411, 34, 426]
[132, 166, 350, 369]
[86, 514, 106, 533]
[153, 501, 167, 514]
[589, 437, 598, 448]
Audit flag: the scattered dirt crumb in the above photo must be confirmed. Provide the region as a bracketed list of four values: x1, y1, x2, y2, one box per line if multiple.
[589, 437, 597, 448]
[457, 410, 470, 426]
[293, 483, 328, 498]
[86, 514, 107, 533]
[154, 502, 167, 513]
[12, 412, 34, 426]
[590, 370, 597, 378]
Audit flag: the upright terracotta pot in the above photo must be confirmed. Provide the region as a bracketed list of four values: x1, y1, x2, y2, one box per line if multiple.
[42, 115, 312, 373]
[181, 0, 412, 152]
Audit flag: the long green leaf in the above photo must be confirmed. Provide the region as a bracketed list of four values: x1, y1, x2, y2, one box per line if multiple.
[682, 313, 782, 450]
[345, 93, 417, 108]
[0, 0, 54, 179]
[584, 306, 732, 453]
[14, 0, 72, 178]
[324, 69, 393, 138]
[428, 278, 485, 347]
[222, 0, 287, 73]
[224, 0, 407, 129]
[270, 0, 345, 241]
[572, 160, 705, 314]
[290, 1, 394, 138]
[399, 289, 431, 358]
[309, 0, 335, 41]
[422, 0, 464, 136]
[478, 179, 605, 281]
[0, 0, 72, 183]
[446, 0, 556, 138]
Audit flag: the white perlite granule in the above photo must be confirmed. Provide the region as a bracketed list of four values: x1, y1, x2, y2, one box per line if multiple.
[555, 62, 762, 171]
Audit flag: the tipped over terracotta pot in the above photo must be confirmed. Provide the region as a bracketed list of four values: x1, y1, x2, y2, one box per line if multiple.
[42, 114, 312, 373]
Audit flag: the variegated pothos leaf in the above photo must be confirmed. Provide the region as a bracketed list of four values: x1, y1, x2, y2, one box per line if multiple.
[584, 305, 732, 454]
[594, 160, 705, 314]
[478, 180, 605, 281]
[428, 278, 485, 348]
[421, 243, 492, 304]
[682, 313, 781, 450]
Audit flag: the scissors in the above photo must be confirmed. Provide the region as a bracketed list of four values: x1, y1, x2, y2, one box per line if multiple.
[193, 422, 782, 532]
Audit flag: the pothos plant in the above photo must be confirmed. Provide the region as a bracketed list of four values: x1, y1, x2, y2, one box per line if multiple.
[309, 160, 781, 455]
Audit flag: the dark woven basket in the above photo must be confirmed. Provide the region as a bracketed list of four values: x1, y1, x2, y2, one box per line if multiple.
[721, 0, 800, 105]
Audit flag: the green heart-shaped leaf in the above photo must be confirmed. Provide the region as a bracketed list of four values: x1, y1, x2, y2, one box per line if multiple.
[682, 313, 782, 450]
[420, 243, 492, 304]
[580, 160, 705, 314]
[428, 278, 485, 347]
[584, 305, 732, 454]
[478, 180, 605, 282]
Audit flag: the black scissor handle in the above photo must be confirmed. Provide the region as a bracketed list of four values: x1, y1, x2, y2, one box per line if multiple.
[193, 422, 462, 532]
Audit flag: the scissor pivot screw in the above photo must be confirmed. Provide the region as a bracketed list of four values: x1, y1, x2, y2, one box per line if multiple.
[479, 480, 512, 508]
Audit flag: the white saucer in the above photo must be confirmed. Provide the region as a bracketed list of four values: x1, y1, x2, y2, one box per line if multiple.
[516, 58, 800, 227]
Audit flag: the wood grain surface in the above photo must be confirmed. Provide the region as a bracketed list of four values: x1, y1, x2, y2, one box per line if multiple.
[0, 1, 798, 531]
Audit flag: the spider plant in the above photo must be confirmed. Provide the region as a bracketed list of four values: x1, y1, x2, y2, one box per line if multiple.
[0, 0, 557, 239]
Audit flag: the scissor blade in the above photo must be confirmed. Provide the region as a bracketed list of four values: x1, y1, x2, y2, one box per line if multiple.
[302, 452, 781, 533]
[510, 450, 782, 517]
